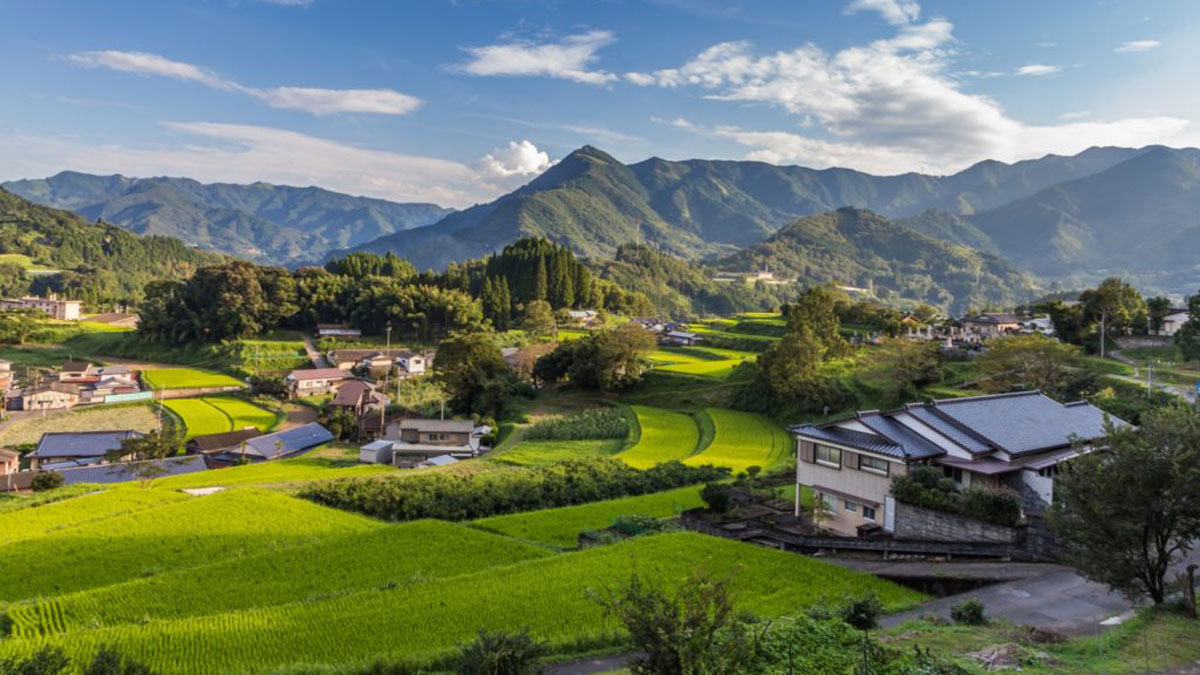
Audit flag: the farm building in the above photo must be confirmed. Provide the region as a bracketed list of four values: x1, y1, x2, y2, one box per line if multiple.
[58, 361, 97, 383]
[359, 439, 394, 465]
[206, 423, 333, 465]
[377, 418, 481, 468]
[286, 368, 349, 397]
[26, 430, 145, 470]
[331, 380, 388, 417]
[661, 331, 702, 346]
[54, 455, 207, 485]
[316, 324, 362, 338]
[395, 350, 426, 376]
[186, 429, 264, 458]
[12, 382, 80, 411]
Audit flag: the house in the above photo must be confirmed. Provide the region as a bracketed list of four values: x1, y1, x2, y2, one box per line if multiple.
[632, 318, 667, 333]
[1021, 317, 1056, 337]
[379, 418, 481, 468]
[54, 455, 207, 486]
[59, 361, 97, 383]
[331, 380, 388, 417]
[286, 368, 349, 397]
[789, 391, 1124, 537]
[26, 430, 144, 470]
[327, 349, 412, 372]
[566, 310, 600, 327]
[186, 429, 264, 458]
[395, 350, 426, 376]
[960, 313, 1021, 338]
[0, 449, 19, 475]
[1159, 308, 1191, 336]
[0, 359, 12, 390]
[206, 423, 333, 465]
[316, 324, 362, 339]
[0, 296, 82, 320]
[661, 330, 702, 347]
[86, 312, 140, 328]
[13, 382, 80, 411]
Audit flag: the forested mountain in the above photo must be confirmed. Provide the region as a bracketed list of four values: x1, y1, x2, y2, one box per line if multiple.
[718, 208, 1036, 312]
[0, 188, 224, 304]
[2, 171, 452, 265]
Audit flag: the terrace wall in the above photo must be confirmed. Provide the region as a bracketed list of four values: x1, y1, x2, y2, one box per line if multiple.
[892, 502, 1021, 544]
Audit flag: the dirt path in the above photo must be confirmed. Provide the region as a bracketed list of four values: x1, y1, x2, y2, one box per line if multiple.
[280, 404, 318, 429]
[300, 335, 328, 368]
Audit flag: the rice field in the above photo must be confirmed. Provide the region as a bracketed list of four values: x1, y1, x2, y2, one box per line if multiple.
[204, 397, 278, 432]
[471, 485, 705, 548]
[490, 439, 624, 467]
[9, 520, 552, 638]
[141, 368, 244, 390]
[616, 406, 700, 469]
[0, 489, 189, 547]
[0, 532, 923, 674]
[646, 346, 756, 379]
[0, 488, 382, 602]
[162, 396, 278, 439]
[685, 408, 794, 473]
[137, 456, 395, 490]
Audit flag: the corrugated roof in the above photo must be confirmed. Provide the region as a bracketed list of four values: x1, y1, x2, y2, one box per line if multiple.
[398, 418, 474, 433]
[57, 456, 207, 485]
[243, 423, 333, 459]
[31, 430, 143, 458]
[928, 392, 1121, 455]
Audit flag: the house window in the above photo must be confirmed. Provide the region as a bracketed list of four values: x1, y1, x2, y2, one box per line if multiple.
[844, 500, 859, 512]
[942, 466, 963, 482]
[428, 433, 449, 442]
[860, 455, 889, 476]
[815, 444, 841, 468]
[820, 493, 837, 512]
[1037, 465, 1059, 478]
[862, 505, 877, 521]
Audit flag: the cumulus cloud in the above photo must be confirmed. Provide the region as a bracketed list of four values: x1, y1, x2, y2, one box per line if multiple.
[843, 0, 919, 25]
[1015, 64, 1063, 76]
[1060, 110, 1091, 120]
[67, 50, 421, 116]
[1116, 40, 1162, 52]
[475, 140, 554, 190]
[454, 30, 618, 85]
[0, 124, 550, 207]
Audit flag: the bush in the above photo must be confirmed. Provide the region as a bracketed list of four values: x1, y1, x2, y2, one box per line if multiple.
[891, 466, 1022, 528]
[609, 514, 676, 537]
[700, 482, 733, 513]
[83, 645, 156, 675]
[523, 407, 628, 441]
[0, 646, 70, 675]
[949, 598, 988, 625]
[30, 471, 65, 492]
[455, 629, 546, 675]
[838, 593, 883, 631]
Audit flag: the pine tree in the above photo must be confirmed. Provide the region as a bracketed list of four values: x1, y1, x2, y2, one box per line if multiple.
[496, 276, 512, 331]
[533, 256, 548, 302]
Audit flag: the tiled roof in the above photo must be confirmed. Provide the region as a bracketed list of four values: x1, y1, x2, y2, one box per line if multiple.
[790, 424, 909, 459]
[31, 430, 144, 458]
[926, 392, 1121, 455]
[398, 418, 474, 433]
[243, 423, 333, 459]
[902, 405, 992, 454]
[188, 429, 263, 453]
[856, 412, 945, 459]
[287, 368, 348, 381]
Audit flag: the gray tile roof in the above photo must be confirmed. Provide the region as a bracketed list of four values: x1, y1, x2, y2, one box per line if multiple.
[30, 431, 144, 459]
[790, 424, 909, 459]
[243, 423, 334, 459]
[398, 418, 475, 433]
[57, 456, 207, 485]
[902, 405, 993, 454]
[856, 412, 945, 459]
[927, 392, 1121, 455]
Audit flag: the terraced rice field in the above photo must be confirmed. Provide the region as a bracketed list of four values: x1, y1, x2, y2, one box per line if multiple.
[9, 521, 552, 638]
[646, 347, 756, 379]
[490, 439, 624, 467]
[471, 485, 705, 548]
[685, 408, 793, 472]
[163, 396, 277, 439]
[141, 368, 244, 390]
[0, 488, 381, 602]
[0, 489, 189, 547]
[138, 456, 394, 490]
[0, 532, 922, 674]
[616, 406, 700, 469]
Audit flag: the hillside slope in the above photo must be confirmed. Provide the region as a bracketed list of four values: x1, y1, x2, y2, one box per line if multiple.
[3, 172, 452, 265]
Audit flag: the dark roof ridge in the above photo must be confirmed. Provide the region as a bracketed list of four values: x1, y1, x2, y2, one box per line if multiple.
[931, 390, 1044, 406]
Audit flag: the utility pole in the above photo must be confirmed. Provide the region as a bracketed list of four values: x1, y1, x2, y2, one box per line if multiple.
[1099, 311, 1107, 359]
[381, 323, 392, 434]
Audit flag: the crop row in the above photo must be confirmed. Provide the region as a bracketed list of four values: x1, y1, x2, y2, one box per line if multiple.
[616, 406, 700, 469]
[162, 396, 276, 440]
[685, 408, 793, 473]
[0, 489, 188, 547]
[137, 455, 395, 491]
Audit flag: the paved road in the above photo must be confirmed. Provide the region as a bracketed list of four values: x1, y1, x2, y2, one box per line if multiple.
[300, 335, 329, 368]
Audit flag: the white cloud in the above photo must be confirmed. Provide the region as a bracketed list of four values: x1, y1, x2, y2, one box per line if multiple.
[1116, 40, 1162, 52]
[1060, 110, 1090, 120]
[454, 30, 618, 85]
[1015, 64, 1063, 76]
[0, 123, 550, 207]
[66, 50, 421, 116]
[843, 0, 920, 25]
[475, 140, 554, 191]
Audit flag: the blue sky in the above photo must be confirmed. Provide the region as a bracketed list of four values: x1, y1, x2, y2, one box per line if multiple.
[2, 0, 1196, 207]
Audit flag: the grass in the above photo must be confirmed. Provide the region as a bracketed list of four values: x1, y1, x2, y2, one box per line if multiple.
[489, 439, 625, 467]
[0, 489, 190, 547]
[0, 404, 161, 447]
[685, 408, 793, 473]
[0, 532, 923, 674]
[142, 368, 245, 390]
[164, 396, 280, 439]
[471, 485, 705, 548]
[0, 488, 382, 602]
[646, 346, 757, 380]
[205, 396, 279, 432]
[9, 520, 553, 638]
[616, 406, 701, 469]
[0, 483, 105, 515]
[136, 455, 395, 490]
[0, 345, 72, 368]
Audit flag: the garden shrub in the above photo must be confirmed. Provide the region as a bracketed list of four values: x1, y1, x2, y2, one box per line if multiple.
[700, 482, 733, 513]
[454, 629, 546, 675]
[838, 593, 883, 631]
[891, 465, 1022, 528]
[950, 598, 988, 625]
[30, 471, 65, 492]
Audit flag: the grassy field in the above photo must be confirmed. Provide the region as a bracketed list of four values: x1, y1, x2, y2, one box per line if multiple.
[0, 488, 381, 602]
[0, 532, 922, 674]
[163, 396, 279, 439]
[645, 346, 757, 379]
[471, 485, 705, 548]
[616, 406, 700, 469]
[0, 404, 161, 447]
[685, 408, 793, 473]
[141, 368, 245, 390]
[9, 520, 553, 638]
[0, 483, 105, 515]
[206, 396, 279, 431]
[0, 489, 189, 547]
[490, 438, 625, 467]
[136, 456, 395, 490]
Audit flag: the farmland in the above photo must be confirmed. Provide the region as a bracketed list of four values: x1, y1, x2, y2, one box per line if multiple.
[471, 484, 704, 548]
[0, 532, 922, 673]
[0, 488, 381, 602]
[0, 403, 161, 447]
[163, 396, 278, 439]
[0, 489, 189, 547]
[140, 367, 245, 390]
[616, 405, 699, 468]
[685, 408, 793, 473]
[490, 438, 624, 467]
[646, 346, 756, 379]
[138, 455, 395, 490]
[9, 520, 552, 637]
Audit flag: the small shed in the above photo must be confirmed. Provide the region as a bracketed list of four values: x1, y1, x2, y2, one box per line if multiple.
[359, 440, 394, 465]
[419, 454, 459, 468]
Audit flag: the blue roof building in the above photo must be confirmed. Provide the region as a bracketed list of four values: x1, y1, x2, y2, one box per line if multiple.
[56, 455, 208, 485]
[210, 423, 333, 464]
[28, 430, 144, 470]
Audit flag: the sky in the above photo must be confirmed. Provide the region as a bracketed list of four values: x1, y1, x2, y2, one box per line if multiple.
[2, 0, 1198, 208]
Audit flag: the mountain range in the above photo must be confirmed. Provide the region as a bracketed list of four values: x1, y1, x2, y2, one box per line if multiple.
[2, 172, 452, 265]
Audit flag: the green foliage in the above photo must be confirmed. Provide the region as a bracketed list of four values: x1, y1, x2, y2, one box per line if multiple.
[534, 324, 656, 392]
[1050, 403, 1200, 603]
[392, 375, 448, 418]
[300, 457, 730, 522]
[0, 490, 188, 548]
[325, 252, 416, 281]
[29, 472, 63, 493]
[975, 334, 1081, 395]
[523, 408, 628, 441]
[519, 300, 555, 341]
[891, 466, 1023, 528]
[134, 457, 392, 491]
[873, 337, 943, 400]
[0, 311, 39, 345]
[747, 287, 848, 415]
[435, 333, 525, 417]
[838, 593, 884, 631]
[949, 598, 988, 626]
[700, 482, 733, 513]
[81, 646, 155, 675]
[454, 630, 546, 675]
[0, 645, 69, 675]
[141, 368, 244, 390]
[1175, 291, 1200, 361]
[0, 484, 107, 516]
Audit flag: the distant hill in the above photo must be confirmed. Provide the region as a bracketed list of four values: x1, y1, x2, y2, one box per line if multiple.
[2, 172, 452, 265]
[0, 188, 224, 304]
[717, 208, 1036, 313]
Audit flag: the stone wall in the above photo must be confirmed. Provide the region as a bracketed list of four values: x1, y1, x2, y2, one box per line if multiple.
[892, 501, 1023, 544]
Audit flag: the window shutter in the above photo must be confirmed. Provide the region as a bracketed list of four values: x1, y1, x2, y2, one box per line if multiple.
[799, 441, 814, 463]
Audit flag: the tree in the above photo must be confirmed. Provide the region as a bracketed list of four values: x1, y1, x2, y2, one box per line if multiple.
[1050, 403, 1200, 603]
[30, 471, 64, 492]
[0, 645, 70, 675]
[434, 333, 515, 416]
[533, 324, 655, 392]
[521, 300, 557, 341]
[974, 334, 1081, 395]
[1175, 291, 1200, 361]
[83, 646, 155, 675]
[591, 569, 763, 675]
[1147, 296, 1174, 334]
[0, 262, 29, 298]
[0, 310, 39, 345]
[454, 629, 546, 675]
[109, 430, 183, 487]
[394, 374, 449, 417]
[873, 337, 942, 400]
[1080, 277, 1148, 350]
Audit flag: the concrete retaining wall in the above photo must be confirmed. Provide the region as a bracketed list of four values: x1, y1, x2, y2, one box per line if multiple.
[893, 502, 1022, 544]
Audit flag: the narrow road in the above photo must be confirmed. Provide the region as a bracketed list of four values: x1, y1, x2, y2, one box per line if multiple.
[300, 334, 329, 368]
